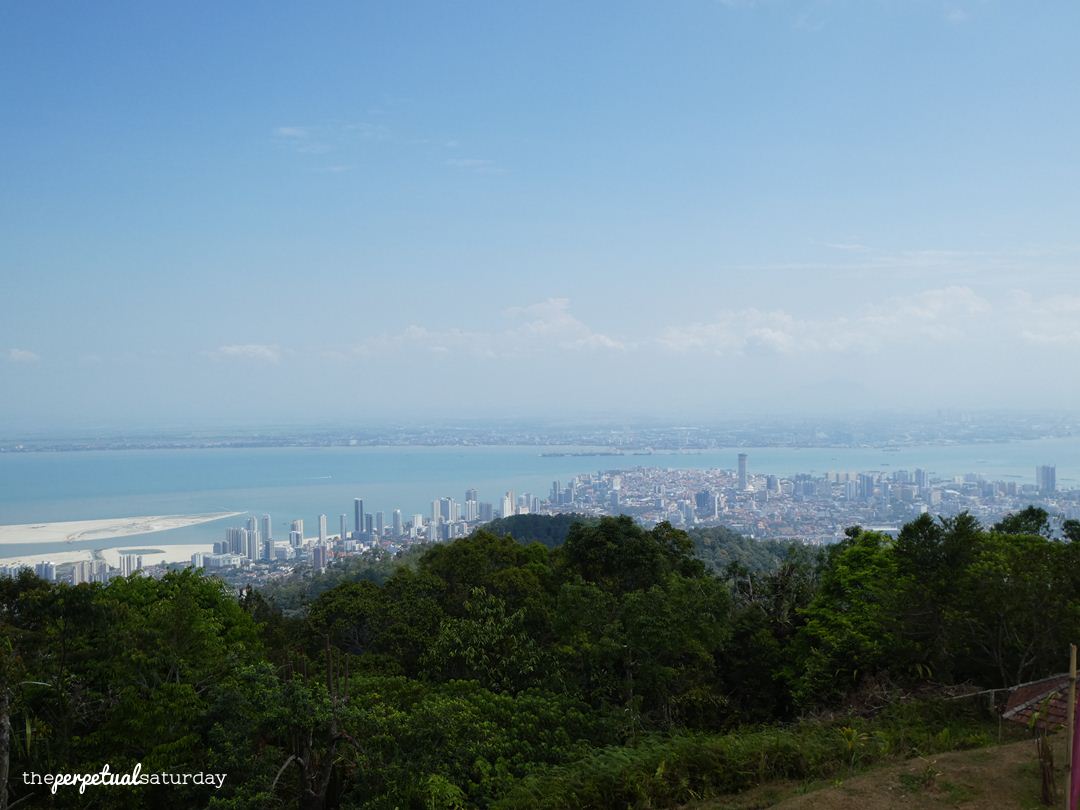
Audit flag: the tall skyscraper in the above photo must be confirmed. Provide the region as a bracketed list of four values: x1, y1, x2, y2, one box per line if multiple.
[375, 511, 385, 537]
[318, 514, 328, 544]
[261, 514, 272, 542]
[354, 498, 364, 536]
[502, 491, 515, 518]
[1037, 465, 1057, 494]
[312, 545, 327, 573]
[340, 514, 348, 541]
[392, 509, 403, 539]
[738, 453, 748, 490]
[291, 518, 304, 540]
[465, 488, 478, 503]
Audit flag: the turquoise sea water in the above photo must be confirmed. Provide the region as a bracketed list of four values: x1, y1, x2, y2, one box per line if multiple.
[1, 439, 1077, 560]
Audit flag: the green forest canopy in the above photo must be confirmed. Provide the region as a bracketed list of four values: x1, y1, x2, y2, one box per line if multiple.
[2, 508, 1075, 809]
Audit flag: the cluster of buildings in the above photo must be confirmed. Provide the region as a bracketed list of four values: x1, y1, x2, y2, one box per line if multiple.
[546, 458, 1077, 544]
[187, 492, 512, 579]
[0, 556, 129, 584]
[3, 458, 1076, 585]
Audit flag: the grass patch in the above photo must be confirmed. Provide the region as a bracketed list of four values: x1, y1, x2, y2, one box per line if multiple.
[494, 700, 1010, 809]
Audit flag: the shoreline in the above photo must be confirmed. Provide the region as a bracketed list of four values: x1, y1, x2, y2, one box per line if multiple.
[0, 542, 218, 569]
[0, 512, 243, 546]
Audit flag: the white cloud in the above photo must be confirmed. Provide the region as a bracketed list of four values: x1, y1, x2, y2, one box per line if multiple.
[351, 299, 623, 359]
[658, 286, 993, 356]
[208, 344, 281, 363]
[445, 157, 503, 174]
[273, 126, 310, 139]
[5, 348, 40, 363]
[504, 298, 626, 351]
[331, 285, 1080, 372]
[1012, 292, 1080, 346]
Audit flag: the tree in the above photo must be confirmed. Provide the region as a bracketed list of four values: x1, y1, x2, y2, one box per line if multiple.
[560, 517, 701, 593]
[993, 506, 1052, 538]
[792, 530, 901, 707]
[952, 531, 1080, 686]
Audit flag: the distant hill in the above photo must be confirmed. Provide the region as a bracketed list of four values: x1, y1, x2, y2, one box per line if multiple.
[485, 514, 794, 575]
[482, 513, 599, 547]
[689, 525, 797, 574]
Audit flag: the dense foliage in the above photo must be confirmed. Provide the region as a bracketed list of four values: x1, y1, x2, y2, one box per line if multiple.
[1, 509, 1070, 809]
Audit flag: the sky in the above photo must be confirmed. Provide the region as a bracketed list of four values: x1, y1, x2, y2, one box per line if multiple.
[2, 1, 1079, 430]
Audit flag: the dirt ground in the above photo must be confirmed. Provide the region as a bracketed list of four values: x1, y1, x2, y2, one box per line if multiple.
[696, 734, 1069, 810]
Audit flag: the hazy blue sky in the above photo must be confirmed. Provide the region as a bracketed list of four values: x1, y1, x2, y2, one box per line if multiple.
[2, 1, 1079, 428]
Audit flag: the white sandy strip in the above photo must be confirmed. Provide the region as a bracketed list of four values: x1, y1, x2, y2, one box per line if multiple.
[0, 512, 243, 546]
[100, 543, 216, 567]
[0, 549, 95, 568]
[1, 543, 219, 569]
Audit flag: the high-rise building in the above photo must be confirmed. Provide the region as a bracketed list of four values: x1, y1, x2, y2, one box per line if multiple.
[479, 502, 494, 522]
[291, 519, 304, 540]
[1037, 465, 1057, 494]
[464, 499, 478, 521]
[502, 491, 515, 518]
[312, 545, 327, 573]
[318, 514, 328, 544]
[857, 472, 876, 500]
[681, 501, 696, 526]
[261, 514, 272, 542]
[34, 561, 56, 582]
[72, 559, 93, 585]
[118, 554, 141, 577]
[392, 509, 403, 539]
[340, 514, 348, 541]
[465, 488, 478, 503]
[246, 529, 261, 561]
[289, 530, 303, 548]
[738, 453, 748, 490]
[375, 511, 385, 537]
[226, 527, 244, 554]
[354, 498, 364, 536]
[432, 499, 441, 525]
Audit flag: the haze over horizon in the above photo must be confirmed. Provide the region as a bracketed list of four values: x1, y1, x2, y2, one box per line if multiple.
[3, 1, 1079, 430]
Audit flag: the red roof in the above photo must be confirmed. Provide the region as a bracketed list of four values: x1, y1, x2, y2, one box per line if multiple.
[1002, 674, 1074, 730]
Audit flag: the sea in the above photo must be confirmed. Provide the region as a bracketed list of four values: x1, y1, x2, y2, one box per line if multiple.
[1, 438, 1078, 561]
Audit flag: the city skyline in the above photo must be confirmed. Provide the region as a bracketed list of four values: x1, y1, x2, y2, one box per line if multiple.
[2, 2, 1080, 428]
[5, 453, 1073, 583]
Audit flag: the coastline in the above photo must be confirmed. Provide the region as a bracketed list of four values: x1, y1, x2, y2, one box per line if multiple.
[0, 512, 243, 546]
[0, 542, 218, 569]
